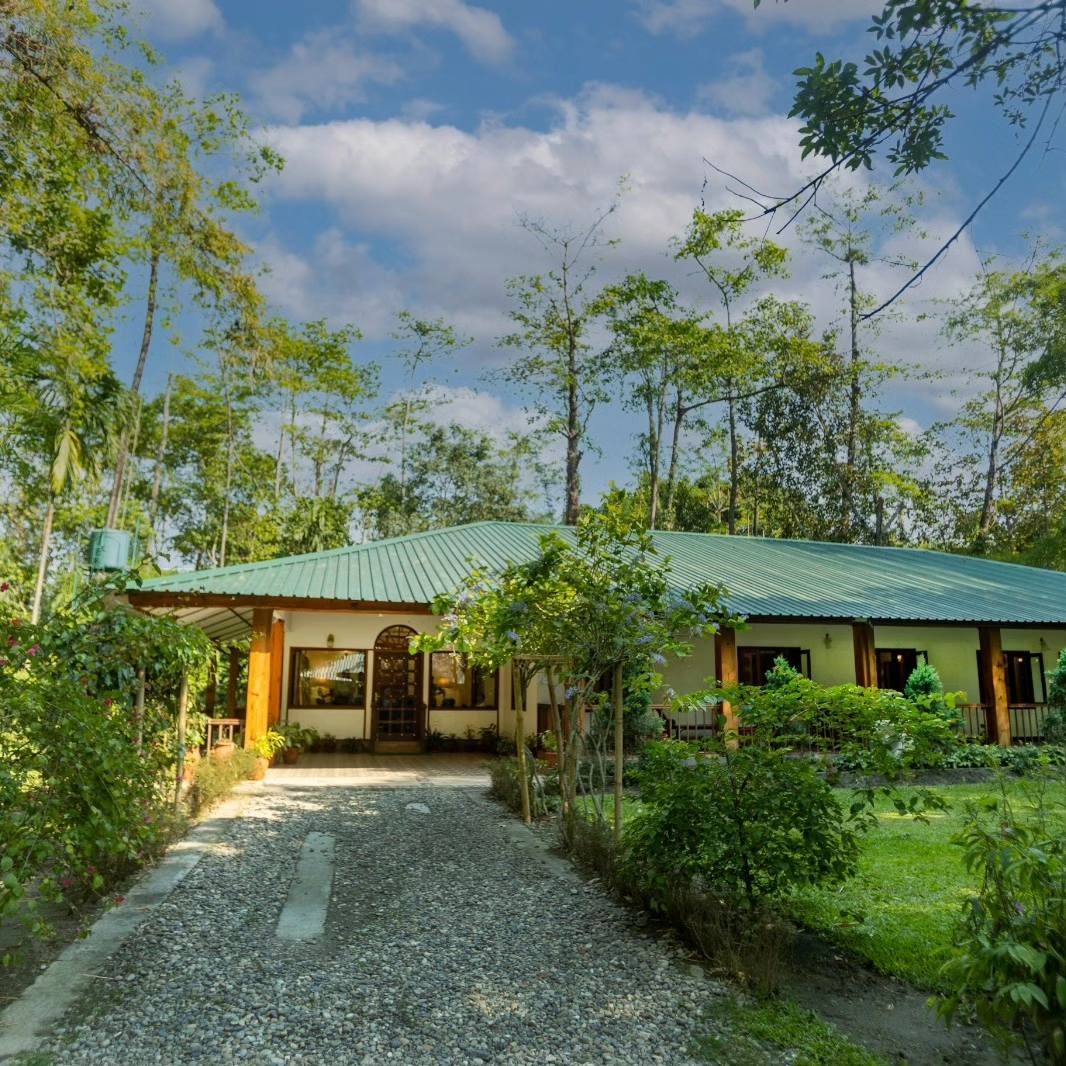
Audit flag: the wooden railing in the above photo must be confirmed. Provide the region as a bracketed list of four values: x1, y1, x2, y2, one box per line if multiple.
[659, 702, 1055, 749]
[953, 704, 1053, 746]
[205, 717, 243, 753]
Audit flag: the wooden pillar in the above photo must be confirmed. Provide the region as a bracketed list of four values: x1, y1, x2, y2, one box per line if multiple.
[226, 645, 240, 714]
[245, 608, 273, 747]
[716, 627, 739, 746]
[853, 622, 878, 688]
[268, 618, 285, 727]
[979, 626, 1012, 747]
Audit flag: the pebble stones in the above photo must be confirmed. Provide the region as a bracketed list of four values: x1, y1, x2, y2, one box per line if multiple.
[43, 784, 722, 1065]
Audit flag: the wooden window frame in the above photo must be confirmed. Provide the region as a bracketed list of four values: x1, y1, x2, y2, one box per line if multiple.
[737, 646, 811, 687]
[288, 646, 369, 711]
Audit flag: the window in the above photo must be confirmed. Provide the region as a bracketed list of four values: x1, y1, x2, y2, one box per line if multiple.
[430, 652, 497, 709]
[738, 647, 810, 686]
[876, 648, 927, 691]
[290, 648, 367, 708]
[975, 650, 1046, 706]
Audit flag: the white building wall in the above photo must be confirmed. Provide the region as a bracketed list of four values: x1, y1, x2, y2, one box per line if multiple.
[277, 609, 515, 743]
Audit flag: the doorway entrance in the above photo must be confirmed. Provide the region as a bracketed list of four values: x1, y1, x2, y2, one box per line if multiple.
[372, 625, 424, 752]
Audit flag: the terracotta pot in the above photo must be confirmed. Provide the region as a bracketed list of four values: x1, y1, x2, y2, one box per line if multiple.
[211, 739, 236, 761]
[249, 756, 269, 781]
[537, 751, 558, 767]
[281, 747, 301, 765]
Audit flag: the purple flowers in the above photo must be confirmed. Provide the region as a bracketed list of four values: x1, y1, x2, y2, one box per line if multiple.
[506, 630, 520, 642]
[564, 686, 578, 700]
[27, 644, 39, 657]
[651, 652, 666, 665]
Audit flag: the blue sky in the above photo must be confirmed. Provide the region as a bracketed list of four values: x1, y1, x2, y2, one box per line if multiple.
[129, 0, 1066, 508]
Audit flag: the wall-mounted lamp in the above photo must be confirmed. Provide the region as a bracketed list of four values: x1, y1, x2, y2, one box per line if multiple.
[326, 633, 335, 648]
[823, 632, 832, 649]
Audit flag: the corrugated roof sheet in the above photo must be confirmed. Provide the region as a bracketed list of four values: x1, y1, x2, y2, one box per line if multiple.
[138, 521, 1066, 626]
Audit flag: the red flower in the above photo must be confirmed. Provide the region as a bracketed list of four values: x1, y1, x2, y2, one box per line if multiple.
[27, 644, 39, 657]
[112, 894, 126, 905]
[104, 697, 113, 707]
[0, 582, 8, 592]
[6, 636, 16, 647]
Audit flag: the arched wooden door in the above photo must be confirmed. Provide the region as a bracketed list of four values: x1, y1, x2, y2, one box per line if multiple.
[372, 625, 424, 752]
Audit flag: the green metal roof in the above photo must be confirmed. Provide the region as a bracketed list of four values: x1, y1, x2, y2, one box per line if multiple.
[134, 521, 1066, 628]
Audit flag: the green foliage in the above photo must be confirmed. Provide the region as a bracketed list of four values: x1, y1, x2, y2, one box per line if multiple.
[253, 730, 287, 759]
[276, 722, 319, 752]
[1046, 649, 1066, 744]
[693, 997, 884, 1066]
[488, 757, 557, 818]
[188, 750, 257, 816]
[624, 740, 859, 910]
[937, 775, 1066, 1062]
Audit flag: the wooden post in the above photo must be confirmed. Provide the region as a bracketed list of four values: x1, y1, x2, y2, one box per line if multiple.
[245, 608, 273, 748]
[204, 657, 217, 717]
[226, 645, 240, 714]
[852, 622, 878, 688]
[716, 627, 739, 747]
[979, 626, 1012, 746]
[175, 673, 188, 810]
[613, 662, 624, 844]
[133, 666, 146, 751]
[268, 618, 285, 727]
[513, 667, 532, 825]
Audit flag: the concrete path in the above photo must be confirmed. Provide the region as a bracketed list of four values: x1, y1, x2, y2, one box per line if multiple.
[10, 758, 722, 1066]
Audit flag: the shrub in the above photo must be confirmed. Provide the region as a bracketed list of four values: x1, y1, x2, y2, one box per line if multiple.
[189, 750, 257, 815]
[1046, 650, 1066, 744]
[489, 757, 557, 817]
[937, 776, 1066, 1063]
[624, 741, 859, 910]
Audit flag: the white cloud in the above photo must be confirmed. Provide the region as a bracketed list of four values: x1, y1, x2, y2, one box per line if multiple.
[635, 0, 881, 35]
[132, 0, 223, 41]
[257, 82, 983, 426]
[353, 0, 515, 65]
[250, 32, 405, 122]
[257, 229, 405, 338]
[697, 49, 775, 116]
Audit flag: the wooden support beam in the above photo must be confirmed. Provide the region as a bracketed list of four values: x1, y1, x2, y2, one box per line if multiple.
[979, 626, 1012, 747]
[716, 627, 739, 747]
[245, 608, 273, 748]
[853, 622, 878, 688]
[268, 618, 285, 727]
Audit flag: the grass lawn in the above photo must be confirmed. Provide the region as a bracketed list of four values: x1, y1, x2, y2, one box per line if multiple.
[789, 780, 1066, 991]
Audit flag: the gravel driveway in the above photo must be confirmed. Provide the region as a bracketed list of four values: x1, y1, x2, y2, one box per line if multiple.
[42, 774, 724, 1066]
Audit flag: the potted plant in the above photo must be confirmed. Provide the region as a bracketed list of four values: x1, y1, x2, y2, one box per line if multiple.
[251, 729, 287, 780]
[535, 730, 558, 766]
[277, 722, 319, 764]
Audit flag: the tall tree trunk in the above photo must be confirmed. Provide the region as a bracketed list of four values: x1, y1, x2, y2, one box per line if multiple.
[565, 363, 581, 524]
[31, 496, 55, 624]
[727, 396, 739, 535]
[106, 249, 159, 527]
[147, 374, 172, 552]
[844, 256, 861, 536]
[664, 392, 686, 530]
[612, 662, 624, 845]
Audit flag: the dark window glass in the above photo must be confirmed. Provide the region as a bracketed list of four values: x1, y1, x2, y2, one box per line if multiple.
[291, 649, 367, 708]
[876, 648, 919, 691]
[738, 647, 806, 686]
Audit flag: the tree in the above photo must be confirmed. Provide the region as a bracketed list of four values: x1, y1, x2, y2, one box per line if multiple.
[602, 274, 713, 529]
[763, 0, 1066, 310]
[500, 201, 619, 524]
[933, 253, 1066, 553]
[357, 423, 547, 540]
[674, 208, 788, 533]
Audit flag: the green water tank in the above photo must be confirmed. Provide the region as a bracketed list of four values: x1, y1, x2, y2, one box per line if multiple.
[87, 528, 131, 572]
